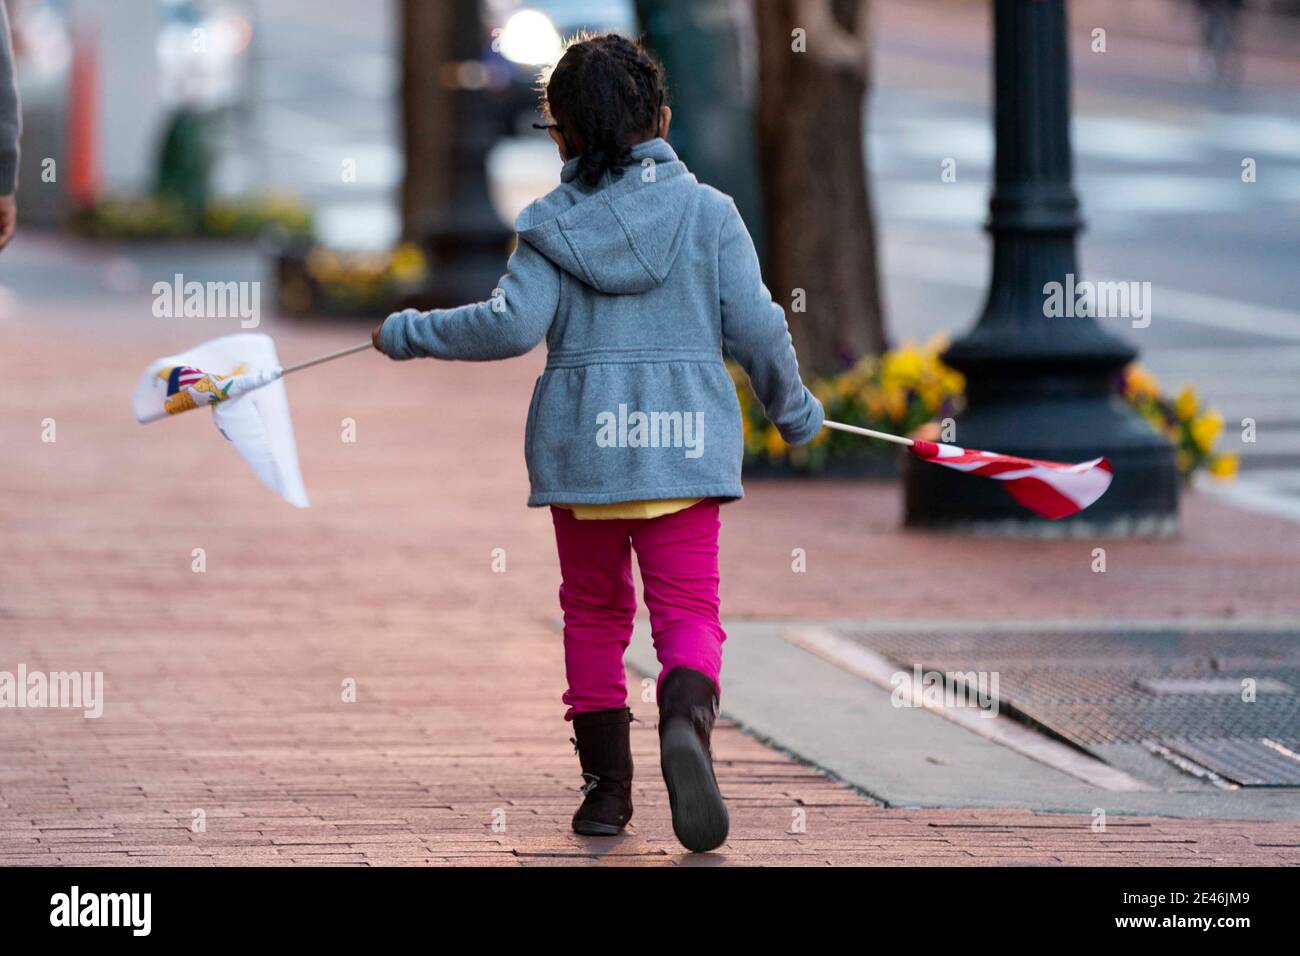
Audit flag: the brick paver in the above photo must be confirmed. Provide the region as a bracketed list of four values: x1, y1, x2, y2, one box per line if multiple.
[2, 305, 1298, 865]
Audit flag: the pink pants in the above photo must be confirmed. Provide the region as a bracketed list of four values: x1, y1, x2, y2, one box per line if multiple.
[551, 500, 726, 720]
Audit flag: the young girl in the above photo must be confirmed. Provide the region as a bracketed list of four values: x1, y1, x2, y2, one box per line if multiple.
[373, 33, 823, 853]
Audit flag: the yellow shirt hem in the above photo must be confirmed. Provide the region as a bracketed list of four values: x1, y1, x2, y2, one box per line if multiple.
[565, 498, 702, 520]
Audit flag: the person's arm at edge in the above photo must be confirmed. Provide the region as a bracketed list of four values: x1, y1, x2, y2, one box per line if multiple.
[0, 1, 22, 250]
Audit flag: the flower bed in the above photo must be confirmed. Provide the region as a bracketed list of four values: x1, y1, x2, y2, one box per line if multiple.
[275, 243, 429, 317]
[1122, 366, 1238, 481]
[734, 337, 964, 478]
[734, 338, 1237, 482]
[71, 193, 313, 241]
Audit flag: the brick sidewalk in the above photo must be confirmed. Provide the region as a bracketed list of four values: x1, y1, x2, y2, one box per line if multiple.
[2, 309, 1298, 865]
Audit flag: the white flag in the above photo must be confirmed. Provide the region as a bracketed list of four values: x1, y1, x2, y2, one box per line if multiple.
[132, 333, 309, 508]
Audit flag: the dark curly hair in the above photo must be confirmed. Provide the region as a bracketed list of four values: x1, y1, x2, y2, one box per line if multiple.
[540, 33, 668, 188]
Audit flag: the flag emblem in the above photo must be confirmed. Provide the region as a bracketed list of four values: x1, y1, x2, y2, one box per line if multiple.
[156, 363, 248, 415]
[167, 365, 209, 394]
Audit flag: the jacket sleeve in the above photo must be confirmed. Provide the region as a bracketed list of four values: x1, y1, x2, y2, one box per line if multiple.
[0, 2, 22, 194]
[718, 201, 824, 445]
[378, 237, 560, 361]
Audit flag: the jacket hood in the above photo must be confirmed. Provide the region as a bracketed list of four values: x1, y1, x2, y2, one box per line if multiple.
[515, 138, 699, 295]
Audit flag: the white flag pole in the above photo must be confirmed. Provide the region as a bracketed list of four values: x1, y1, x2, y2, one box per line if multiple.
[280, 340, 374, 375]
[823, 419, 915, 448]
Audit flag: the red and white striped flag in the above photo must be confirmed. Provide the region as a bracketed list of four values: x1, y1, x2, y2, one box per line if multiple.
[909, 439, 1113, 520]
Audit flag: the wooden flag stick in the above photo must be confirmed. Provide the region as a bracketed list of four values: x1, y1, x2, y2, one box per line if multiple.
[280, 341, 374, 376]
[823, 419, 915, 447]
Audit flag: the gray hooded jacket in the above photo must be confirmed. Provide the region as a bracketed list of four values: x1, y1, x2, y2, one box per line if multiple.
[379, 138, 823, 506]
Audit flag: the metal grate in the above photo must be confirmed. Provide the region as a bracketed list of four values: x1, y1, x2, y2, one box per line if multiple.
[839, 626, 1300, 786]
[1167, 738, 1300, 787]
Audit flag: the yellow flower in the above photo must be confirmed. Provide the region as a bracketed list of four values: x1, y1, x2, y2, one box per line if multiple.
[263, 193, 309, 219]
[883, 387, 908, 423]
[1124, 364, 1160, 401]
[205, 204, 237, 232]
[1209, 452, 1238, 479]
[882, 347, 923, 387]
[1190, 410, 1223, 453]
[352, 255, 385, 283]
[919, 384, 945, 415]
[864, 390, 884, 421]
[1174, 385, 1199, 421]
[389, 243, 427, 283]
[764, 425, 787, 458]
[305, 247, 341, 280]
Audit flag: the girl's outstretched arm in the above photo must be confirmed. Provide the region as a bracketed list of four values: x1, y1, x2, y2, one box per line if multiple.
[377, 238, 560, 361]
[718, 201, 824, 445]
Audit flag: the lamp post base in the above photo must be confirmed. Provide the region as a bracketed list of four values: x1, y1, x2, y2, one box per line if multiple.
[900, 0, 1180, 538]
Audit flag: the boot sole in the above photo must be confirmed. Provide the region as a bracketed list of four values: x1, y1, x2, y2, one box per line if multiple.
[660, 719, 729, 853]
[572, 819, 624, 836]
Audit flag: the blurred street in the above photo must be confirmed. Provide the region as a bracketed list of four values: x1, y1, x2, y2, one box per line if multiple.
[2, 0, 1300, 866]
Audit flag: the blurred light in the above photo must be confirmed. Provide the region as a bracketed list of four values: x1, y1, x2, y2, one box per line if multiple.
[12, 0, 72, 78]
[457, 61, 490, 90]
[439, 60, 506, 91]
[498, 9, 563, 66]
[208, 15, 254, 56]
[155, 7, 254, 109]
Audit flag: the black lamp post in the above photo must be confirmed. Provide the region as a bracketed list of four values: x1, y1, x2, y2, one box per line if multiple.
[415, 0, 513, 306]
[903, 0, 1179, 536]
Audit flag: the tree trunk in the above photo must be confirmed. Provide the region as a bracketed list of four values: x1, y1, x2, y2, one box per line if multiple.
[399, 0, 455, 241]
[755, 0, 886, 377]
